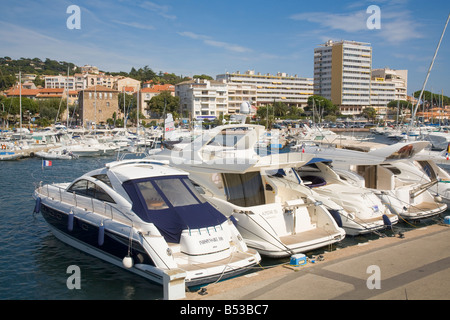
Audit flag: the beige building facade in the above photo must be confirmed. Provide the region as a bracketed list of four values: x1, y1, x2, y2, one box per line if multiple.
[216, 70, 313, 109]
[371, 68, 408, 101]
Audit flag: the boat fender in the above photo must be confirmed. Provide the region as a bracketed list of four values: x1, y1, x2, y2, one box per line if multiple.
[33, 197, 41, 213]
[382, 214, 392, 228]
[68, 211, 74, 231]
[123, 256, 133, 269]
[98, 223, 105, 246]
[434, 195, 443, 203]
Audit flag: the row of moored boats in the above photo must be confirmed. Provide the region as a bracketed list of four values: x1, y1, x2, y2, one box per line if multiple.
[31, 124, 450, 293]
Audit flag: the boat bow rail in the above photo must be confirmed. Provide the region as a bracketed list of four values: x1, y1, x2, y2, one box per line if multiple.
[35, 182, 136, 227]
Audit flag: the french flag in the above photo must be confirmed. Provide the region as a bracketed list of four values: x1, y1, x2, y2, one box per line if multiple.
[42, 160, 52, 167]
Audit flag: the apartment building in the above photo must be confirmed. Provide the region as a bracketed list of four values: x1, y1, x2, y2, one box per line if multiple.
[315, 40, 372, 114]
[225, 82, 257, 114]
[216, 70, 313, 109]
[314, 40, 406, 117]
[369, 78, 396, 118]
[371, 68, 408, 101]
[115, 77, 141, 93]
[176, 79, 228, 120]
[45, 75, 77, 90]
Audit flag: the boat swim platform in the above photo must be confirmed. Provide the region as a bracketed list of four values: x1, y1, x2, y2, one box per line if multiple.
[184, 223, 450, 300]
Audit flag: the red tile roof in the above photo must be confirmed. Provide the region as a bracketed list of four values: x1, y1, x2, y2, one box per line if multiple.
[5, 87, 40, 97]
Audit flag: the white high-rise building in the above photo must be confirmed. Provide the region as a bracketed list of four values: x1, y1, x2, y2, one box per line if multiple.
[314, 40, 405, 118]
[314, 40, 372, 114]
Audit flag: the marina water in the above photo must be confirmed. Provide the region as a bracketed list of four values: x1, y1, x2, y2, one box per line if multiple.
[0, 132, 448, 300]
[0, 154, 164, 300]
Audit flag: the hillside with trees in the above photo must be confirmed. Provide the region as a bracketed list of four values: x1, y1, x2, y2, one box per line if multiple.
[0, 57, 192, 91]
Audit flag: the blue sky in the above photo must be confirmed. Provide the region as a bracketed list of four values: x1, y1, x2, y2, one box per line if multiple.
[1, 0, 449, 96]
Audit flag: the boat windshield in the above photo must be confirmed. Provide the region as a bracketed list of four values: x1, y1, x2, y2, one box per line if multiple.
[122, 176, 226, 243]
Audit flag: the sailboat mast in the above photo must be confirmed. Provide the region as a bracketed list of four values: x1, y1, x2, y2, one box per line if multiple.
[137, 88, 139, 135]
[123, 86, 126, 130]
[19, 70, 22, 140]
[411, 13, 450, 126]
[66, 65, 69, 127]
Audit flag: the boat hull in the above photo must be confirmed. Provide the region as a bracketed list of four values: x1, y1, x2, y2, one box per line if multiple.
[38, 200, 259, 287]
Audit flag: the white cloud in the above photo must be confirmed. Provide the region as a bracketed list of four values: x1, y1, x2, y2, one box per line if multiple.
[290, 11, 368, 33]
[290, 5, 424, 44]
[112, 20, 156, 31]
[139, 1, 176, 20]
[178, 31, 252, 53]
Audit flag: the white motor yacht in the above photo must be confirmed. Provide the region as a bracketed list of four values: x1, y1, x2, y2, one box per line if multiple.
[35, 148, 78, 160]
[33, 159, 261, 288]
[305, 142, 447, 221]
[150, 124, 346, 258]
[395, 157, 450, 206]
[289, 158, 398, 236]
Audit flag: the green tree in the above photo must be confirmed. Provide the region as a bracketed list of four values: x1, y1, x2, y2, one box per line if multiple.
[387, 100, 410, 123]
[146, 91, 180, 118]
[387, 100, 410, 109]
[361, 107, 377, 122]
[273, 101, 288, 118]
[118, 93, 137, 115]
[306, 95, 338, 121]
[33, 75, 45, 88]
[2, 97, 39, 117]
[413, 90, 450, 107]
[288, 105, 304, 119]
[257, 105, 274, 129]
[193, 74, 213, 80]
[37, 98, 67, 123]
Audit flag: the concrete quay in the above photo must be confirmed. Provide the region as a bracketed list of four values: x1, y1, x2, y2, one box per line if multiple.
[185, 224, 450, 300]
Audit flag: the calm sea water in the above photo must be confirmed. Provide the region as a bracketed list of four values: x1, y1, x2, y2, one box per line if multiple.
[0, 154, 164, 300]
[0, 132, 447, 300]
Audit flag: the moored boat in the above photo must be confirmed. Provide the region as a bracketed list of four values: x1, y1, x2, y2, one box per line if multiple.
[305, 142, 448, 221]
[33, 159, 261, 288]
[150, 124, 346, 258]
[290, 158, 398, 236]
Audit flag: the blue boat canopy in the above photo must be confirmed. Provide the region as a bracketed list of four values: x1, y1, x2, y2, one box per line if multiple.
[122, 175, 227, 243]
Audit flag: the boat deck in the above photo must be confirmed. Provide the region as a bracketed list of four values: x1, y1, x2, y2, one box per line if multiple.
[406, 202, 446, 214]
[279, 228, 339, 246]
